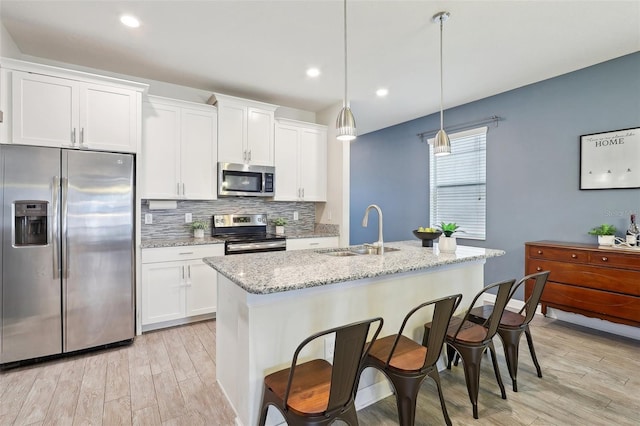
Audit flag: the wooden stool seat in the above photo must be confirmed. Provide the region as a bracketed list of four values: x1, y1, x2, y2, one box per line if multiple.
[368, 335, 427, 371]
[264, 359, 332, 415]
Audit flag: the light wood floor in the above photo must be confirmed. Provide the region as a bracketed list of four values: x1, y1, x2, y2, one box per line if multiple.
[1, 316, 639, 425]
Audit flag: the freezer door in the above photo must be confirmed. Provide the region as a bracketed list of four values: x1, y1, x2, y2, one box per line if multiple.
[1, 145, 62, 363]
[62, 150, 134, 352]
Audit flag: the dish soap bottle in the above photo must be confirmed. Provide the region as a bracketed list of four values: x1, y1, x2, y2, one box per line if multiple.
[626, 214, 639, 246]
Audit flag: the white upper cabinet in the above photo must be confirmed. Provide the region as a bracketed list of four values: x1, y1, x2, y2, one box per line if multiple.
[142, 96, 217, 200]
[274, 118, 327, 202]
[3, 61, 145, 153]
[212, 93, 278, 166]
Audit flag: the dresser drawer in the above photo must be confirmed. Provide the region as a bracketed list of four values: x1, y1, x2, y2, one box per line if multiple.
[541, 282, 640, 324]
[527, 245, 587, 263]
[588, 251, 640, 271]
[526, 259, 640, 296]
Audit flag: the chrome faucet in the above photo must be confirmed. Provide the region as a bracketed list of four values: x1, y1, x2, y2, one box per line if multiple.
[362, 204, 384, 255]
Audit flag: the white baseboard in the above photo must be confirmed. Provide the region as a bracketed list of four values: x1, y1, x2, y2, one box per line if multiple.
[483, 294, 640, 341]
[355, 379, 393, 410]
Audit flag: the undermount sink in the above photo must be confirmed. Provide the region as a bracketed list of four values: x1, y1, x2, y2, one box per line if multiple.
[320, 246, 401, 256]
[324, 251, 358, 257]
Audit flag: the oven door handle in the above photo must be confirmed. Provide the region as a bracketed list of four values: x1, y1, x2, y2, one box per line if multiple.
[226, 241, 286, 253]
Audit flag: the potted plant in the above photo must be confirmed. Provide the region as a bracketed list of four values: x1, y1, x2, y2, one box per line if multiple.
[437, 222, 460, 253]
[588, 224, 617, 246]
[272, 217, 287, 235]
[190, 220, 208, 238]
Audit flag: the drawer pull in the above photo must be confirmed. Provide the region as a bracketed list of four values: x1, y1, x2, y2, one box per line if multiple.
[179, 252, 194, 255]
[571, 254, 577, 258]
[537, 250, 543, 255]
[536, 266, 542, 271]
[602, 256, 608, 262]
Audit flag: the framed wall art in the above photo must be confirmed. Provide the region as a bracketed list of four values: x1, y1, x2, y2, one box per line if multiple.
[580, 127, 640, 190]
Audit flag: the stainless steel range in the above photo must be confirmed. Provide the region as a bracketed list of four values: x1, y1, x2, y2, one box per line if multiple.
[213, 214, 286, 255]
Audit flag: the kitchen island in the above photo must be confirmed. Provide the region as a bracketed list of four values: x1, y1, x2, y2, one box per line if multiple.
[204, 240, 505, 426]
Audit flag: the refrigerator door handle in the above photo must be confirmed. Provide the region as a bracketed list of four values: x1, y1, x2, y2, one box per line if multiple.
[61, 177, 69, 279]
[52, 176, 61, 279]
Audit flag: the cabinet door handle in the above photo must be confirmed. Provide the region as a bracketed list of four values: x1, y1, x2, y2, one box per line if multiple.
[71, 128, 77, 146]
[80, 128, 84, 146]
[181, 265, 185, 279]
[301, 188, 304, 198]
[571, 254, 577, 258]
[243, 150, 247, 161]
[602, 256, 608, 262]
[177, 182, 181, 196]
[188, 265, 191, 279]
[248, 150, 252, 161]
[182, 183, 186, 196]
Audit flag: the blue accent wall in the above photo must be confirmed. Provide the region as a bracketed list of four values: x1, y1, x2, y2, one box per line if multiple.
[351, 52, 640, 296]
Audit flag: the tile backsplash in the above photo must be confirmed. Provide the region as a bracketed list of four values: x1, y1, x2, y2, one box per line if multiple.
[141, 198, 317, 240]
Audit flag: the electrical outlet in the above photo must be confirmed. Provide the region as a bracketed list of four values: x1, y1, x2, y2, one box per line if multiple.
[293, 211, 299, 221]
[185, 213, 192, 223]
[144, 213, 152, 225]
[324, 336, 335, 359]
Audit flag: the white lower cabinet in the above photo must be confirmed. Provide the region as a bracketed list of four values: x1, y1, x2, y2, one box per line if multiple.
[141, 244, 223, 330]
[286, 237, 339, 251]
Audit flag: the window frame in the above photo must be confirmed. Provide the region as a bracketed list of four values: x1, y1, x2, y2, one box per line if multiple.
[428, 126, 487, 240]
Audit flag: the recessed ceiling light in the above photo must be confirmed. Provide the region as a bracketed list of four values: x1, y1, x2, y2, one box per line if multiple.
[306, 67, 321, 78]
[120, 15, 140, 28]
[376, 88, 389, 97]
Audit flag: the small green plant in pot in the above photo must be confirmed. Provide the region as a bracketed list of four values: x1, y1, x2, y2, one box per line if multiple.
[588, 224, 616, 246]
[438, 222, 460, 237]
[190, 220, 209, 238]
[272, 217, 287, 235]
[437, 222, 460, 253]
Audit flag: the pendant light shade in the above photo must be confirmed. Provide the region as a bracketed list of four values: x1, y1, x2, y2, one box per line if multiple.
[433, 129, 451, 156]
[433, 11, 450, 156]
[336, 106, 357, 141]
[336, 0, 356, 141]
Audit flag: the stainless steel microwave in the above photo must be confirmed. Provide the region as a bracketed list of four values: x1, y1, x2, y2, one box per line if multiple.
[218, 162, 275, 197]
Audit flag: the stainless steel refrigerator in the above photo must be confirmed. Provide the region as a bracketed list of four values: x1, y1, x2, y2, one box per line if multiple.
[1, 145, 135, 364]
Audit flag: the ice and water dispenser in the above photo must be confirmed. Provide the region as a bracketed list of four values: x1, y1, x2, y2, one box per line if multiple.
[14, 201, 48, 246]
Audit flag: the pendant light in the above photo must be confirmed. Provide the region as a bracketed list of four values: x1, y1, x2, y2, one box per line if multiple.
[433, 11, 451, 156]
[336, 0, 356, 141]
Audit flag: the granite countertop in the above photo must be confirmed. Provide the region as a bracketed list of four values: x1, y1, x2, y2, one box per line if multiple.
[141, 231, 337, 248]
[281, 231, 340, 239]
[203, 240, 505, 295]
[141, 236, 225, 248]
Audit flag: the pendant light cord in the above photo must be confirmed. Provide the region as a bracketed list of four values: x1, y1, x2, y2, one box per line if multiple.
[344, 0, 348, 108]
[439, 15, 444, 131]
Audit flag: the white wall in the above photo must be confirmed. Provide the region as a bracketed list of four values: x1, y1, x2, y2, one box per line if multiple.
[1, 23, 21, 59]
[316, 103, 350, 247]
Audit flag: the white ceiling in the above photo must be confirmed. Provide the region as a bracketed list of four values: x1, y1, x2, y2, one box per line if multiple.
[2, 1, 639, 135]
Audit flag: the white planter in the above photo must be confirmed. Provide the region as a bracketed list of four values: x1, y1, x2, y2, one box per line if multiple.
[194, 229, 205, 239]
[275, 226, 285, 235]
[597, 235, 615, 246]
[439, 236, 457, 253]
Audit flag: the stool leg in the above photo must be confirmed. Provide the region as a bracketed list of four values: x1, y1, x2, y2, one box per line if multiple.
[525, 325, 543, 378]
[488, 341, 507, 399]
[428, 369, 452, 426]
[498, 328, 522, 392]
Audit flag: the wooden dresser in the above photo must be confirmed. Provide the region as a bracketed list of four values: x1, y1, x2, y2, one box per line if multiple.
[525, 241, 640, 327]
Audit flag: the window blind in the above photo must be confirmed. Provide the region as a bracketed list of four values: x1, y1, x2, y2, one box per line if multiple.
[429, 126, 487, 240]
